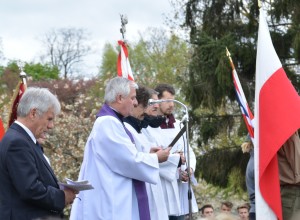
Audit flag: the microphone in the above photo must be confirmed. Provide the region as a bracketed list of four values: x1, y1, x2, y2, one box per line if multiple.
[148, 99, 189, 123]
[181, 114, 188, 123]
[148, 99, 174, 105]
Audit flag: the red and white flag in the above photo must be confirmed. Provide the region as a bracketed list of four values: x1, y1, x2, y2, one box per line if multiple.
[254, 9, 300, 220]
[117, 40, 134, 81]
[0, 118, 5, 141]
[231, 64, 254, 139]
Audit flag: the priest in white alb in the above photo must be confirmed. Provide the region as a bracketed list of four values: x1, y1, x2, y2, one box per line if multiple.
[124, 85, 171, 220]
[70, 77, 170, 220]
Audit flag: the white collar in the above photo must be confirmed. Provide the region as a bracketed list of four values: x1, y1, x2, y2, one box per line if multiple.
[14, 121, 37, 144]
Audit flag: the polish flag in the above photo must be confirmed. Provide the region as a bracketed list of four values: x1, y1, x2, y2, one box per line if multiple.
[117, 40, 134, 81]
[254, 9, 300, 220]
[0, 118, 5, 141]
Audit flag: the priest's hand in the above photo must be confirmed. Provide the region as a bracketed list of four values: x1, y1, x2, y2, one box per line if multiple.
[178, 151, 186, 165]
[179, 167, 194, 182]
[179, 170, 189, 182]
[188, 167, 194, 175]
[150, 146, 162, 153]
[155, 147, 171, 163]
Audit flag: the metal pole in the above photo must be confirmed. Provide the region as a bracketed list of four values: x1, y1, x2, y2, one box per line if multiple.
[148, 99, 193, 219]
[170, 100, 193, 220]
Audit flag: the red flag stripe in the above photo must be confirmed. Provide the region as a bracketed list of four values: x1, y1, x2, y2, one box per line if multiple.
[259, 68, 300, 220]
[117, 40, 134, 81]
[8, 82, 26, 127]
[0, 118, 5, 141]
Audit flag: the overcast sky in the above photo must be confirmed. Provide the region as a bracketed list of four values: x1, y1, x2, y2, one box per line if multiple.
[0, 0, 174, 76]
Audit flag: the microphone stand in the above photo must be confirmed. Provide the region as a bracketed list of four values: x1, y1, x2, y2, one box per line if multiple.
[174, 100, 192, 220]
[149, 99, 192, 219]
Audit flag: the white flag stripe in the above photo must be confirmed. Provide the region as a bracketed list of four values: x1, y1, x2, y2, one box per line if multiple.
[254, 8, 280, 220]
[256, 11, 282, 90]
[233, 69, 250, 111]
[120, 48, 129, 79]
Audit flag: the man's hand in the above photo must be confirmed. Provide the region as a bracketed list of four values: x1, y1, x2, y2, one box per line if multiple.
[173, 151, 186, 167]
[188, 167, 194, 175]
[179, 168, 194, 182]
[179, 170, 189, 182]
[155, 147, 171, 163]
[150, 146, 162, 153]
[178, 151, 186, 164]
[64, 188, 78, 206]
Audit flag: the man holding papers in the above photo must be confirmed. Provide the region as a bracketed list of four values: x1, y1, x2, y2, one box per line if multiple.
[0, 88, 77, 220]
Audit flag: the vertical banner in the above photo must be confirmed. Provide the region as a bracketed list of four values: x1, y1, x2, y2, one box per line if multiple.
[117, 40, 134, 81]
[7, 79, 27, 128]
[227, 50, 254, 139]
[254, 9, 300, 220]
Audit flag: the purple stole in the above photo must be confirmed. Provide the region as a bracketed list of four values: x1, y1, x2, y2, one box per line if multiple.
[97, 104, 151, 220]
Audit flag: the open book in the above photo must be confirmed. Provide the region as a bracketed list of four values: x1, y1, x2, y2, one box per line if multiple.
[59, 178, 94, 191]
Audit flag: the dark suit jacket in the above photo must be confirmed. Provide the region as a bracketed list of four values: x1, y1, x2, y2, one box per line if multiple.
[0, 123, 65, 220]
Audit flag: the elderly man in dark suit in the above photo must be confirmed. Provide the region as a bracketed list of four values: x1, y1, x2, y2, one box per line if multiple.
[0, 87, 77, 220]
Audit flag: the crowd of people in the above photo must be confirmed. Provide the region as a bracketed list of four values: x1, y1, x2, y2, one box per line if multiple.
[1, 76, 299, 220]
[199, 201, 251, 220]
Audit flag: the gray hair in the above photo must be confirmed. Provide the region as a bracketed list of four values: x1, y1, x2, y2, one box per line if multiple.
[104, 77, 138, 103]
[148, 88, 158, 97]
[17, 87, 61, 117]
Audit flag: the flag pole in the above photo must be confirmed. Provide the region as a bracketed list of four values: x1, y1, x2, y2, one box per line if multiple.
[226, 47, 235, 70]
[18, 61, 27, 90]
[226, 48, 254, 139]
[7, 61, 28, 129]
[117, 14, 134, 81]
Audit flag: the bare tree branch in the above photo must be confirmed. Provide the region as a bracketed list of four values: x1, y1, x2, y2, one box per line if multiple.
[41, 28, 91, 79]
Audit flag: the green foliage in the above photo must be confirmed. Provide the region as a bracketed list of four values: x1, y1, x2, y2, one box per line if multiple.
[226, 167, 246, 196]
[184, 33, 237, 110]
[200, 119, 219, 144]
[99, 28, 190, 91]
[198, 114, 235, 144]
[5, 61, 20, 72]
[99, 43, 118, 77]
[0, 62, 20, 95]
[180, 1, 300, 183]
[195, 147, 249, 189]
[24, 62, 59, 81]
[0, 61, 60, 97]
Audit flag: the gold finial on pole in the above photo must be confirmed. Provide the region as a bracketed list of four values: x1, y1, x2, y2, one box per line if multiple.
[226, 47, 231, 59]
[226, 47, 235, 70]
[17, 60, 27, 89]
[258, 0, 262, 8]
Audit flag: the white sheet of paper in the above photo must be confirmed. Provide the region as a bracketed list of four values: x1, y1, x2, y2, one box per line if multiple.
[59, 178, 94, 191]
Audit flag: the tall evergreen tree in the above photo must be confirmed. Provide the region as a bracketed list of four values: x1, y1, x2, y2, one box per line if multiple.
[178, 0, 300, 187]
